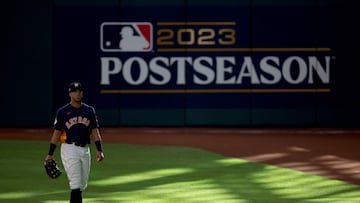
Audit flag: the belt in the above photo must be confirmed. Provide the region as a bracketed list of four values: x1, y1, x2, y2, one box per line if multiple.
[67, 142, 87, 147]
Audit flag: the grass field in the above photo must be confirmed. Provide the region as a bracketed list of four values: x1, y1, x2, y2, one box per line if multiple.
[0, 140, 360, 203]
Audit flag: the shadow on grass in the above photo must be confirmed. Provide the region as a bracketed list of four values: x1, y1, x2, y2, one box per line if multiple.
[85, 144, 360, 203]
[0, 141, 359, 203]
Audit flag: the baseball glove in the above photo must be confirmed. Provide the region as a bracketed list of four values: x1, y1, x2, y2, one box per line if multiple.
[44, 159, 62, 179]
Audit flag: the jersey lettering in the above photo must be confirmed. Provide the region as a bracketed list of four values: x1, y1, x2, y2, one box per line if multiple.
[65, 116, 90, 129]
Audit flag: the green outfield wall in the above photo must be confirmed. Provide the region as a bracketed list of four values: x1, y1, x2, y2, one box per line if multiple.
[1, 0, 359, 127]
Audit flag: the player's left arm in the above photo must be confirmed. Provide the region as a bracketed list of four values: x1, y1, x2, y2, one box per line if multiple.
[91, 128, 104, 162]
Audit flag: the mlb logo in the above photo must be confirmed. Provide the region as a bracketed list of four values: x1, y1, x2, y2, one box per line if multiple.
[100, 22, 153, 52]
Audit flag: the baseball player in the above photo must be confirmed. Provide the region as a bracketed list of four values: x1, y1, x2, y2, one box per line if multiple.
[45, 82, 104, 203]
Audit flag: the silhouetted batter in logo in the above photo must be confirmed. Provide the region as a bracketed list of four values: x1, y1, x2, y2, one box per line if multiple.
[119, 26, 149, 51]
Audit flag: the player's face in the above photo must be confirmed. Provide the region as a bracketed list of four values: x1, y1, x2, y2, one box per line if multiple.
[69, 90, 83, 102]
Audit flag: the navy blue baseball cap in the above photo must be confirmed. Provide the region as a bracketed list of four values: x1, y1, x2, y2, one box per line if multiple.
[68, 82, 83, 92]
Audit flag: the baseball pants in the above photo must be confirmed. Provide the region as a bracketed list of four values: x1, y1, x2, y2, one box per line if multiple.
[61, 143, 91, 191]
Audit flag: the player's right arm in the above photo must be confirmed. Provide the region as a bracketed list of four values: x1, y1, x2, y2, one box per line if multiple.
[46, 129, 61, 160]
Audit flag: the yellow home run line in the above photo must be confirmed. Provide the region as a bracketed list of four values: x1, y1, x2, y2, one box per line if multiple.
[157, 22, 237, 26]
[157, 47, 332, 52]
[101, 88, 331, 94]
